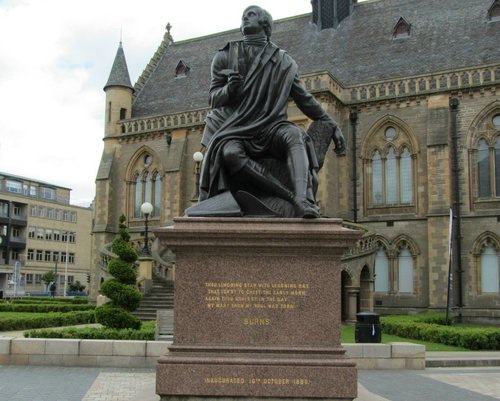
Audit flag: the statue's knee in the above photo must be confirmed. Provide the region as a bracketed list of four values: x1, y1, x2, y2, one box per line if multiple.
[282, 127, 305, 147]
[221, 142, 246, 171]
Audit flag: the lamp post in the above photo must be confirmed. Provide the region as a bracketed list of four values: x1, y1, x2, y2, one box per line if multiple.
[193, 151, 204, 200]
[141, 202, 154, 256]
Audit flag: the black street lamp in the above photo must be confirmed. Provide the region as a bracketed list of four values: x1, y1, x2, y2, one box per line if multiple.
[141, 202, 154, 256]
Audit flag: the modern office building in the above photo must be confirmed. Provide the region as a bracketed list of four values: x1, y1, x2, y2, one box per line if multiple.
[0, 172, 93, 296]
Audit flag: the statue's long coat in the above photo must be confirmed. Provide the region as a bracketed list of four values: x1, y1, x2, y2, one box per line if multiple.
[199, 41, 330, 201]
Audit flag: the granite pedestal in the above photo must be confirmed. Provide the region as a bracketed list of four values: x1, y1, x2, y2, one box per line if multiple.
[155, 217, 362, 400]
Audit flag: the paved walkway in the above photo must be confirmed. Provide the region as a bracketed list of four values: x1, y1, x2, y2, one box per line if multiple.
[2, 328, 500, 400]
[1, 366, 499, 401]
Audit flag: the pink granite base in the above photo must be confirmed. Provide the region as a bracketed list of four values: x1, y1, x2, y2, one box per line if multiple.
[154, 218, 362, 400]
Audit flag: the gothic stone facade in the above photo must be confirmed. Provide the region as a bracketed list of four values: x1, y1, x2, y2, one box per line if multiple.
[93, 0, 500, 322]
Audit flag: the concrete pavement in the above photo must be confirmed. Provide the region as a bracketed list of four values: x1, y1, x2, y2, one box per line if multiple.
[1, 366, 500, 401]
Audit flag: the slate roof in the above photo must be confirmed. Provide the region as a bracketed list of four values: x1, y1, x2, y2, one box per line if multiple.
[104, 42, 134, 91]
[131, 0, 500, 118]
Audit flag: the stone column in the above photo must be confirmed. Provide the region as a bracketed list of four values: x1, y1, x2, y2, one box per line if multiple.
[346, 286, 360, 323]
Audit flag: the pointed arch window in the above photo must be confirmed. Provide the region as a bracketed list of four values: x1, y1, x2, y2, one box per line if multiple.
[372, 151, 383, 205]
[153, 172, 161, 216]
[400, 147, 413, 204]
[477, 132, 500, 199]
[130, 152, 162, 219]
[386, 147, 397, 204]
[481, 245, 499, 293]
[374, 248, 389, 292]
[398, 246, 414, 293]
[134, 175, 143, 218]
[144, 173, 152, 204]
[369, 141, 414, 206]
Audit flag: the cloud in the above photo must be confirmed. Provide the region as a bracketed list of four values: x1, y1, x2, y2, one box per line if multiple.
[0, 0, 317, 206]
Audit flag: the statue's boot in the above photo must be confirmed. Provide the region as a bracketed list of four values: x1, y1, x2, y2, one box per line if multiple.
[288, 146, 320, 219]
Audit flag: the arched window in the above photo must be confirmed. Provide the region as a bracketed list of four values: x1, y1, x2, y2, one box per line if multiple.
[364, 121, 417, 213]
[374, 249, 389, 292]
[400, 147, 413, 204]
[398, 247, 414, 293]
[495, 137, 500, 197]
[134, 175, 142, 218]
[481, 245, 499, 293]
[130, 152, 162, 219]
[144, 173, 152, 204]
[478, 139, 491, 198]
[369, 141, 414, 206]
[372, 151, 383, 206]
[153, 173, 161, 216]
[386, 147, 397, 204]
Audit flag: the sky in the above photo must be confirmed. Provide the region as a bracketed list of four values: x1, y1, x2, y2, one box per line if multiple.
[0, 0, 363, 207]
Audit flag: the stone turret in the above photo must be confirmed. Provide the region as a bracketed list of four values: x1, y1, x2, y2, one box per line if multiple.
[103, 42, 133, 138]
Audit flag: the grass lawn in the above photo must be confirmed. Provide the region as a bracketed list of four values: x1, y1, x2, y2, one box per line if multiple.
[341, 325, 468, 351]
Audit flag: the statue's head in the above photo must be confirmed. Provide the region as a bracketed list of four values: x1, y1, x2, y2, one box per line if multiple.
[241, 5, 273, 39]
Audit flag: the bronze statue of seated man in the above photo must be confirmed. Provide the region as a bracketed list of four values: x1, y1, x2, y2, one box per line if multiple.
[187, 5, 345, 218]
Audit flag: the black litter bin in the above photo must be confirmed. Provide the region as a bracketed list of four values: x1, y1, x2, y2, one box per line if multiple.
[0, 290, 3, 299]
[355, 312, 381, 343]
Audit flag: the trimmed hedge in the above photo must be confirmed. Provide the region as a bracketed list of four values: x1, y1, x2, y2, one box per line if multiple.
[0, 303, 95, 313]
[381, 313, 500, 350]
[0, 310, 95, 331]
[24, 321, 155, 340]
[2, 297, 89, 304]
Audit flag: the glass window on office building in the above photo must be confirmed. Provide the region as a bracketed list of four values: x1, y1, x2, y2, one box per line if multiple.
[40, 187, 56, 201]
[6, 180, 22, 194]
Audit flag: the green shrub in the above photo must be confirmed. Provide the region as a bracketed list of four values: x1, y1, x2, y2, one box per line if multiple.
[3, 297, 88, 304]
[0, 310, 95, 331]
[381, 313, 500, 350]
[107, 259, 137, 285]
[0, 303, 94, 313]
[95, 214, 142, 330]
[94, 305, 141, 330]
[99, 279, 141, 311]
[24, 321, 155, 340]
[111, 239, 138, 263]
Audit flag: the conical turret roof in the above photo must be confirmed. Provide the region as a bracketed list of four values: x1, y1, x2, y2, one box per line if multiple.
[103, 42, 133, 91]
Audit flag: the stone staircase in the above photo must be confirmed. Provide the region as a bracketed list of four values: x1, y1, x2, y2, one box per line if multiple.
[133, 276, 174, 321]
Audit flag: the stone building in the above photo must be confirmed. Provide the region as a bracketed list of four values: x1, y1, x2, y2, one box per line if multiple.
[93, 0, 500, 322]
[0, 172, 93, 296]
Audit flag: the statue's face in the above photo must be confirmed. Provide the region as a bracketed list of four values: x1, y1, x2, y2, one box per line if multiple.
[241, 7, 263, 35]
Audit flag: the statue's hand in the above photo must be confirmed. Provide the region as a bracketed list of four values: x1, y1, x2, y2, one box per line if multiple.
[333, 126, 346, 156]
[227, 73, 244, 97]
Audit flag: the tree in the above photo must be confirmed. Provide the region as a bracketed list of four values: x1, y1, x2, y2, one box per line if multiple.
[68, 280, 86, 292]
[95, 214, 142, 329]
[42, 271, 56, 288]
